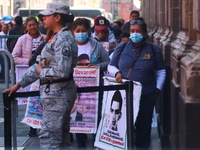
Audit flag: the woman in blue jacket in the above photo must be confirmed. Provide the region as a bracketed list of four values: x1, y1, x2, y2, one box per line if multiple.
[108, 19, 166, 149]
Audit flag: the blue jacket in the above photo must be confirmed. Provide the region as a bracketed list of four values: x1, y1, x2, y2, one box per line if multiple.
[108, 39, 165, 95]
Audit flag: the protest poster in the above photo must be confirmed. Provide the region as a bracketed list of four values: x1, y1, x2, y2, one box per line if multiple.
[94, 76, 142, 150]
[21, 80, 43, 128]
[70, 66, 100, 134]
[15, 65, 31, 105]
[21, 66, 100, 132]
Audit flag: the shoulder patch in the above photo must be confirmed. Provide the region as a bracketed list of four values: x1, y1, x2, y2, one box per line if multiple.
[62, 46, 70, 56]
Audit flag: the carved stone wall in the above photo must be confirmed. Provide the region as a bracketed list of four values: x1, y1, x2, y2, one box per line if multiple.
[140, 0, 200, 149]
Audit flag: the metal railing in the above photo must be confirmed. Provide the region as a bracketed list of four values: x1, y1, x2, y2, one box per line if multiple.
[3, 81, 135, 150]
[0, 35, 21, 52]
[0, 49, 17, 150]
[0, 36, 135, 149]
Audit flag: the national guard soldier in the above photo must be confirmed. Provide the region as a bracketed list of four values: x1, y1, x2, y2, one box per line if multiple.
[5, 2, 78, 150]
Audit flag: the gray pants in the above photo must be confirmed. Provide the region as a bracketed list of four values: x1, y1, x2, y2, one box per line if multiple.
[39, 81, 77, 150]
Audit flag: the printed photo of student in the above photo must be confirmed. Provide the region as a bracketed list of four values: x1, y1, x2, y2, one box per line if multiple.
[109, 90, 123, 131]
[76, 53, 90, 66]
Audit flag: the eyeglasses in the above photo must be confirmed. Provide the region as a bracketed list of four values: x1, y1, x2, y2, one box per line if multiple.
[130, 20, 144, 25]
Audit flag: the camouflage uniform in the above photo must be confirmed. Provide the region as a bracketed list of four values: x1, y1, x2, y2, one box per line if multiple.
[19, 27, 78, 150]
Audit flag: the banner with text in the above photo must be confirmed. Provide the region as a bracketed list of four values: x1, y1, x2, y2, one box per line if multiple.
[21, 80, 42, 128]
[21, 66, 100, 132]
[70, 66, 100, 134]
[94, 77, 142, 150]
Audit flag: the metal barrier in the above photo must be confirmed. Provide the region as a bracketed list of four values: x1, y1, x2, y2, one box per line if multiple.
[0, 35, 22, 150]
[3, 81, 134, 150]
[0, 49, 17, 150]
[0, 35, 21, 52]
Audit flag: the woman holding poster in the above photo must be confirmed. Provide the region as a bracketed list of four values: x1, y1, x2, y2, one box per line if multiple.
[108, 18, 166, 149]
[72, 18, 110, 148]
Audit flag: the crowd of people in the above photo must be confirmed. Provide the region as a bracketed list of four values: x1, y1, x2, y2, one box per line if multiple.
[2, 1, 166, 150]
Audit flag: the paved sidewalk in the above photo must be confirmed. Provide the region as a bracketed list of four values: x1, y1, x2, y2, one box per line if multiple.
[22, 128, 160, 150]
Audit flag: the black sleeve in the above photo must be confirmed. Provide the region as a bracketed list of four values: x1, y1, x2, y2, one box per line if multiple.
[28, 42, 47, 67]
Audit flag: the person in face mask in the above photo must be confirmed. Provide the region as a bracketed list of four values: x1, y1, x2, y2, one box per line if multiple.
[108, 18, 166, 149]
[72, 18, 110, 71]
[72, 18, 110, 148]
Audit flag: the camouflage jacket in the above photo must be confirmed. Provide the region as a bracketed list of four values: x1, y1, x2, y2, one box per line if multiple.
[19, 27, 78, 88]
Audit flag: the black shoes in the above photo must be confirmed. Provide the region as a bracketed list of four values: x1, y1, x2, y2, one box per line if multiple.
[27, 127, 37, 137]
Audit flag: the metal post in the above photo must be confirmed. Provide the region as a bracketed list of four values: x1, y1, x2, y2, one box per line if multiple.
[3, 93, 12, 150]
[97, 85, 103, 127]
[125, 81, 134, 150]
[0, 49, 17, 149]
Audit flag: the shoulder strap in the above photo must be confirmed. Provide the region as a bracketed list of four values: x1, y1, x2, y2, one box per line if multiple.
[149, 43, 156, 56]
[119, 42, 128, 54]
[126, 44, 146, 79]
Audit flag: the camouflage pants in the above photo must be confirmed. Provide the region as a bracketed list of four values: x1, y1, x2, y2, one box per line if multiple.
[39, 81, 77, 150]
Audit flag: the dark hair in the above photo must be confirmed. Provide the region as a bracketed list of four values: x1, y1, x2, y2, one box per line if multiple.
[14, 16, 23, 25]
[53, 13, 74, 26]
[117, 18, 125, 25]
[113, 21, 123, 28]
[25, 16, 39, 26]
[45, 29, 53, 42]
[110, 90, 123, 114]
[8, 22, 13, 28]
[2, 24, 9, 30]
[130, 17, 147, 34]
[77, 54, 89, 62]
[137, 17, 147, 33]
[118, 32, 130, 43]
[130, 10, 140, 17]
[72, 18, 91, 30]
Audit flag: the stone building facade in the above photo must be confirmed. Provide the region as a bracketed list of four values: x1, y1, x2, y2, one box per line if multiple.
[140, 0, 200, 149]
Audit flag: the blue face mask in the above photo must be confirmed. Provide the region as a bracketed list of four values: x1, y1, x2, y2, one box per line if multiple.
[74, 32, 88, 43]
[129, 33, 143, 43]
